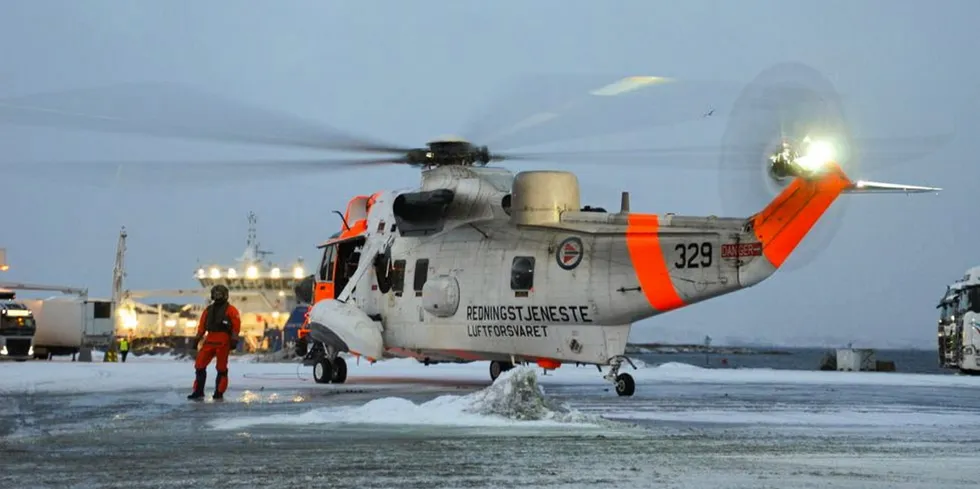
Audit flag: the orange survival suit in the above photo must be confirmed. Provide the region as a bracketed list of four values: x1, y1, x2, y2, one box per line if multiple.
[188, 284, 241, 401]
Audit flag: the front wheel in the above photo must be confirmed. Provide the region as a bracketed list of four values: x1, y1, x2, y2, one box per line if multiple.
[313, 359, 333, 384]
[332, 357, 348, 384]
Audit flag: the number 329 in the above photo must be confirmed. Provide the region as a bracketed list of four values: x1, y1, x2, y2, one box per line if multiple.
[674, 242, 712, 268]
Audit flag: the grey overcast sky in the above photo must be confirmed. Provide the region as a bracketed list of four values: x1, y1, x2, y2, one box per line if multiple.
[1, 0, 977, 348]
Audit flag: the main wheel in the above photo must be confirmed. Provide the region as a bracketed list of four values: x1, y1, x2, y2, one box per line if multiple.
[489, 360, 514, 381]
[489, 361, 504, 381]
[331, 356, 348, 384]
[614, 373, 635, 397]
[313, 359, 333, 384]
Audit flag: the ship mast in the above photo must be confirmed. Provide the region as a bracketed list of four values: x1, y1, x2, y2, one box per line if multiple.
[240, 211, 273, 265]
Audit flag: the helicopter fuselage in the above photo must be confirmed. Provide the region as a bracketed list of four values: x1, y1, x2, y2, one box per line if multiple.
[303, 164, 845, 370]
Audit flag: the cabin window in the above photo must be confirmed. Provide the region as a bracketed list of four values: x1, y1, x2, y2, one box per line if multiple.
[413, 259, 429, 293]
[510, 256, 535, 291]
[318, 245, 336, 281]
[392, 259, 406, 294]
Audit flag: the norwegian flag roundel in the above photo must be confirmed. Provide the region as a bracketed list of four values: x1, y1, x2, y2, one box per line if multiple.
[556, 236, 584, 270]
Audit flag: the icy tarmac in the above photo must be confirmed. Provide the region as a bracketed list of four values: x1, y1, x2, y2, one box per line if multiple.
[2, 355, 980, 489]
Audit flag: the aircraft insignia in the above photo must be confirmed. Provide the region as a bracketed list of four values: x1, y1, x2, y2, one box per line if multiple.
[556, 236, 584, 270]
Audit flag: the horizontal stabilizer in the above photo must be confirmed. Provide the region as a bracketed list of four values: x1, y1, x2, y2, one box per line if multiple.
[844, 180, 941, 194]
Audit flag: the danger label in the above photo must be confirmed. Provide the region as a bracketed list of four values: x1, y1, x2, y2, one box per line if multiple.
[721, 242, 763, 258]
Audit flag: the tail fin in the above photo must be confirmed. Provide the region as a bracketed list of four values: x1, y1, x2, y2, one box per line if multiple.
[749, 163, 940, 268]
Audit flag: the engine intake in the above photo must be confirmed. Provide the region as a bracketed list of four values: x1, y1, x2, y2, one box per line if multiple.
[392, 188, 455, 236]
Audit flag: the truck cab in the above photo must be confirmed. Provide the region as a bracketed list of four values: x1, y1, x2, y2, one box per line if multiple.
[938, 266, 980, 375]
[937, 285, 962, 369]
[955, 283, 980, 374]
[0, 290, 36, 361]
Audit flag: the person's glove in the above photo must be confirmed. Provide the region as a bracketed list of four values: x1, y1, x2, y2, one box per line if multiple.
[230, 337, 239, 350]
[193, 335, 203, 351]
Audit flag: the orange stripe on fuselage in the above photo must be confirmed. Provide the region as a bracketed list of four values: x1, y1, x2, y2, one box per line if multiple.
[625, 213, 685, 312]
[751, 164, 852, 268]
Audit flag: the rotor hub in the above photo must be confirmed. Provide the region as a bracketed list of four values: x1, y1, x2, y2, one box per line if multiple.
[405, 139, 492, 167]
[765, 137, 837, 182]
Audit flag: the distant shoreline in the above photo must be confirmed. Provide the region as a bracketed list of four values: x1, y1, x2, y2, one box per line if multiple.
[625, 343, 935, 355]
[626, 343, 790, 355]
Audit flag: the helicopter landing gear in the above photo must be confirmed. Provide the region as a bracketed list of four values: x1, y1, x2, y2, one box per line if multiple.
[308, 342, 348, 384]
[614, 373, 635, 396]
[313, 358, 333, 384]
[489, 360, 514, 381]
[331, 356, 348, 384]
[603, 356, 637, 397]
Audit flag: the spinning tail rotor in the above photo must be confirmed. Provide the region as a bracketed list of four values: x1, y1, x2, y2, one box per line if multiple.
[719, 62, 858, 271]
[715, 62, 943, 271]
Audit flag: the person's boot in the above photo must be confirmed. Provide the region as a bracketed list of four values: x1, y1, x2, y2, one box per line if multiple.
[213, 369, 227, 401]
[188, 369, 206, 400]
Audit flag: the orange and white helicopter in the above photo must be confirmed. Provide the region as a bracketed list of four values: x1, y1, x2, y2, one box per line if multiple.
[0, 62, 947, 396]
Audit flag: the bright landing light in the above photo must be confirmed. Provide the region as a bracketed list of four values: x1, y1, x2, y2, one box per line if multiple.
[795, 138, 837, 171]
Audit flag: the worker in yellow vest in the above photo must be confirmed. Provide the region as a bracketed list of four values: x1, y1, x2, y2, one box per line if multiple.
[119, 337, 130, 362]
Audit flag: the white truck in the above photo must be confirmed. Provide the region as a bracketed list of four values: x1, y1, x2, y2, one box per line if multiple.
[21, 296, 115, 358]
[937, 265, 980, 374]
[0, 290, 36, 361]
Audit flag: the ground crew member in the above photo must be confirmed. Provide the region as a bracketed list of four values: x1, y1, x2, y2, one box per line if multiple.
[187, 284, 241, 401]
[119, 337, 129, 362]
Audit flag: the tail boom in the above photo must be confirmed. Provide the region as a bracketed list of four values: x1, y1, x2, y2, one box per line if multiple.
[749, 163, 940, 269]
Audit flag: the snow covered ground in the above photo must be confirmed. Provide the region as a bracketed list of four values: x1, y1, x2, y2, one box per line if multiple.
[5, 351, 980, 395]
[2, 353, 980, 488]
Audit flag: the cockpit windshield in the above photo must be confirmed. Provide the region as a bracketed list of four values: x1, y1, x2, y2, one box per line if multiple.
[958, 286, 980, 315]
[939, 290, 959, 321]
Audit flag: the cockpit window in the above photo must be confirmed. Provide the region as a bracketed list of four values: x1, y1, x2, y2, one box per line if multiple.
[318, 245, 336, 281]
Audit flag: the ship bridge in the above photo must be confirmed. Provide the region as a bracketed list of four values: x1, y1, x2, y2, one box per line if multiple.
[192, 212, 305, 336]
[121, 212, 307, 351]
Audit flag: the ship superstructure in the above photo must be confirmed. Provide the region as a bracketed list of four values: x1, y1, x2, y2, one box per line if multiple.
[119, 212, 305, 351]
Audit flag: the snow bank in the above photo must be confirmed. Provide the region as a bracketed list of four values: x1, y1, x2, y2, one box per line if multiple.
[209, 365, 605, 431]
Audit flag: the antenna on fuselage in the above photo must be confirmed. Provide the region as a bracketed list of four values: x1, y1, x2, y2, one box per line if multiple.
[332, 210, 351, 231]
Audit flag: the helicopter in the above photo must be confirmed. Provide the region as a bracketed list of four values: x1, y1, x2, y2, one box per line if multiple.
[0, 62, 949, 396]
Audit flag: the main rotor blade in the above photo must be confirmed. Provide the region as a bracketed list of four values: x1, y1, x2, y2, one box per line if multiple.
[0, 82, 411, 154]
[461, 74, 760, 151]
[1, 156, 404, 187]
[496, 133, 953, 169]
